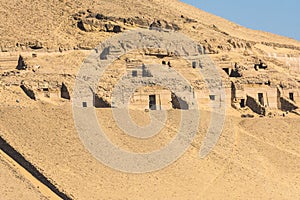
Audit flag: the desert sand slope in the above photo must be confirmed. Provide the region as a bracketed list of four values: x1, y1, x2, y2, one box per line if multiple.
[0, 153, 47, 200]
[0, 100, 300, 199]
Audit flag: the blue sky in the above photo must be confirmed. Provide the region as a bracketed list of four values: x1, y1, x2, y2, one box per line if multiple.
[181, 0, 300, 41]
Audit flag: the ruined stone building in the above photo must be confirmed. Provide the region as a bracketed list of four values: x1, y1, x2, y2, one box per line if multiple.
[20, 80, 71, 101]
[8, 36, 299, 117]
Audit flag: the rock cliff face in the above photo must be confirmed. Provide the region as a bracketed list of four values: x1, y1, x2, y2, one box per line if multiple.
[1, 0, 300, 112]
[1, 0, 299, 51]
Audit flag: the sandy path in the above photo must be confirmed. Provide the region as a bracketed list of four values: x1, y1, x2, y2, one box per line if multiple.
[0, 149, 62, 200]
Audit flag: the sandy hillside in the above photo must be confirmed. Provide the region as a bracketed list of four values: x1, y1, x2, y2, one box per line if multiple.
[0, 153, 47, 200]
[0, 100, 300, 199]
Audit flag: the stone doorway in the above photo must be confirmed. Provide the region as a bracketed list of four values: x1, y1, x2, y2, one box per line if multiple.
[258, 93, 264, 105]
[289, 92, 294, 101]
[149, 95, 157, 110]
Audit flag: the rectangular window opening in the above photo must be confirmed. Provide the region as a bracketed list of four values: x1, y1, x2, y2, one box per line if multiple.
[289, 92, 294, 101]
[209, 95, 216, 101]
[132, 70, 138, 77]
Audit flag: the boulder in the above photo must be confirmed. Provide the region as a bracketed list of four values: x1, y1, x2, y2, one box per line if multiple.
[112, 25, 122, 33]
[28, 41, 43, 49]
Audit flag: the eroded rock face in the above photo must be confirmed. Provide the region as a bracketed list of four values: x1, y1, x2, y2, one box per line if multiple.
[75, 11, 126, 33]
[105, 23, 122, 33]
[15, 41, 43, 50]
[77, 19, 107, 32]
[149, 20, 180, 31]
[28, 41, 43, 50]
[227, 39, 253, 49]
[74, 10, 180, 33]
[124, 17, 150, 27]
[75, 11, 124, 33]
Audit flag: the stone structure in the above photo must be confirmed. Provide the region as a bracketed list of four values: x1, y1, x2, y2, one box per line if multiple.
[130, 86, 172, 110]
[16, 55, 27, 70]
[277, 86, 299, 112]
[13, 49, 299, 116]
[19, 80, 71, 101]
[8, 30, 298, 117]
[231, 76, 300, 115]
